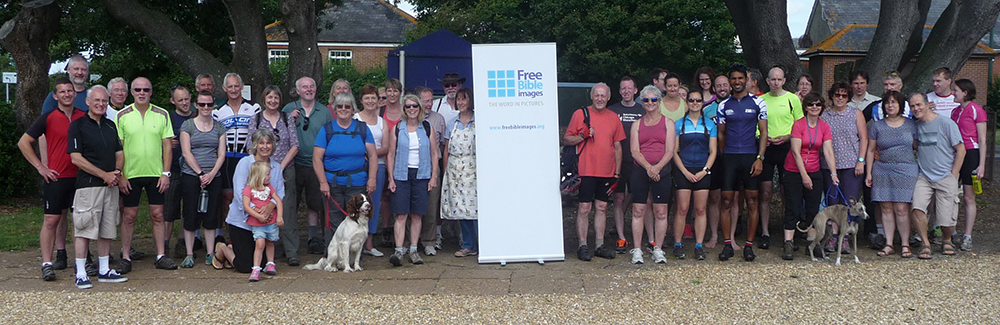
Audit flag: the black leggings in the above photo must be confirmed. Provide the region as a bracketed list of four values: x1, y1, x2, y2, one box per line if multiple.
[782, 170, 823, 231]
[229, 224, 255, 273]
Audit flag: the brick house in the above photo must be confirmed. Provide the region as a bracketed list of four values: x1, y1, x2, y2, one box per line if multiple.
[263, 0, 416, 72]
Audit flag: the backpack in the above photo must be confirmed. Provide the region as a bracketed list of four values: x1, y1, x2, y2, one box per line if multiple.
[560, 107, 591, 194]
[322, 120, 370, 182]
[394, 120, 432, 139]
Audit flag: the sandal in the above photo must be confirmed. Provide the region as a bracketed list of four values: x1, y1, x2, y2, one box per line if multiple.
[918, 246, 932, 259]
[942, 243, 956, 255]
[900, 246, 913, 258]
[211, 253, 225, 270]
[877, 245, 894, 257]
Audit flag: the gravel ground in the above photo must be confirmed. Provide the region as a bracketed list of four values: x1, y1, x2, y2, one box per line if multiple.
[1, 253, 998, 323]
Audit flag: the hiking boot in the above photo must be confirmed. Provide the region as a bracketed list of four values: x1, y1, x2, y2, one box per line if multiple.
[960, 235, 973, 251]
[193, 237, 205, 251]
[155, 256, 178, 270]
[782, 241, 794, 260]
[248, 268, 261, 282]
[841, 236, 852, 254]
[308, 237, 324, 255]
[287, 257, 300, 266]
[389, 251, 404, 266]
[869, 233, 886, 250]
[408, 250, 424, 264]
[129, 247, 146, 260]
[672, 245, 686, 260]
[85, 253, 98, 276]
[824, 236, 837, 253]
[53, 250, 68, 270]
[41, 264, 56, 281]
[719, 244, 734, 261]
[593, 245, 616, 259]
[629, 248, 643, 264]
[616, 239, 628, 254]
[174, 238, 187, 258]
[743, 246, 756, 262]
[98, 270, 128, 283]
[577, 245, 592, 261]
[263, 263, 277, 275]
[758, 234, 770, 250]
[652, 248, 667, 264]
[75, 276, 93, 289]
[694, 246, 706, 260]
[116, 259, 132, 274]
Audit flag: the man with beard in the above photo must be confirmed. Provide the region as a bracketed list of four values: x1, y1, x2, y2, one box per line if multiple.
[431, 73, 465, 123]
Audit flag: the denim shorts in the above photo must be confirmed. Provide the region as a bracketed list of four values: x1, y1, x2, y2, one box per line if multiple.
[251, 223, 279, 241]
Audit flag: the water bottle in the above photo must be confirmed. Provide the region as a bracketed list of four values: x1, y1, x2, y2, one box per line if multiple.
[972, 170, 983, 195]
[197, 188, 209, 213]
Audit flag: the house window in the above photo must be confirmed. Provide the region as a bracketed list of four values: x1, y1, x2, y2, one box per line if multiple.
[328, 50, 352, 64]
[269, 49, 288, 65]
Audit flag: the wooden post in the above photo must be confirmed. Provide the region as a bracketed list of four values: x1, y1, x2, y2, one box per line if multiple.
[986, 112, 996, 181]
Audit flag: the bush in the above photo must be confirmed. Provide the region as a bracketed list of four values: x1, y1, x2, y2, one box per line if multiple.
[318, 61, 387, 105]
[0, 102, 35, 203]
[987, 75, 1000, 113]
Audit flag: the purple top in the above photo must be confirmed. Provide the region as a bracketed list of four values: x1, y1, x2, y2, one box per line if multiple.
[246, 111, 298, 164]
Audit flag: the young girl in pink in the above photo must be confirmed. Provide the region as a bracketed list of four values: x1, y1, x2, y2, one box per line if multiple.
[242, 161, 284, 281]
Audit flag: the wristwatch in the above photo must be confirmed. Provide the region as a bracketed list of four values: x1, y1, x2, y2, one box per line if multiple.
[162, 171, 172, 177]
[756, 154, 764, 161]
[857, 157, 865, 163]
[703, 167, 712, 175]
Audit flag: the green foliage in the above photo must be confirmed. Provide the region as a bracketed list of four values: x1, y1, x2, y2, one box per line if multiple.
[318, 61, 388, 104]
[0, 102, 35, 203]
[988, 75, 1000, 113]
[406, 0, 741, 85]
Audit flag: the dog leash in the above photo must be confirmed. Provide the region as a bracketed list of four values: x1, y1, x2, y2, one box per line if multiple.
[324, 196, 350, 230]
[826, 185, 859, 223]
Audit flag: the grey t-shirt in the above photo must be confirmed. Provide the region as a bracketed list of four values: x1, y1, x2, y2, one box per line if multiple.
[916, 114, 963, 182]
[180, 119, 226, 177]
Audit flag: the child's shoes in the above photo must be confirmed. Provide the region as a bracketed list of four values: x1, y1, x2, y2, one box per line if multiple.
[249, 268, 261, 282]
[263, 262, 277, 275]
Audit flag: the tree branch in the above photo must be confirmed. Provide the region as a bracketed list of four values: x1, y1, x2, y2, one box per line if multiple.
[904, 0, 1000, 94]
[858, 0, 923, 95]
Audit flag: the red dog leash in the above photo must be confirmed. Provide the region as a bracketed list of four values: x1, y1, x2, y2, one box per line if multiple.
[324, 196, 350, 230]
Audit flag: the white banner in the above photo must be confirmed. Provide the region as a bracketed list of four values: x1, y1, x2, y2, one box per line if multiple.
[472, 43, 564, 264]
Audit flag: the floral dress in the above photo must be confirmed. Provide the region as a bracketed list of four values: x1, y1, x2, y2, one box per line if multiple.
[440, 120, 477, 220]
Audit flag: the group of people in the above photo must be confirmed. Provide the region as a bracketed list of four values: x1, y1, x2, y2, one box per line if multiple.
[19, 54, 481, 288]
[567, 64, 984, 264]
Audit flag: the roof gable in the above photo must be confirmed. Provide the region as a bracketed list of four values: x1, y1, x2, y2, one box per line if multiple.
[803, 24, 996, 56]
[266, 0, 416, 44]
[808, 0, 1000, 46]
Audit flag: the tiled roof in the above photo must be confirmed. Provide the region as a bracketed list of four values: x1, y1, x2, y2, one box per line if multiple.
[265, 0, 416, 44]
[810, 0, 1000, 46]
[803, 24, 996, 56]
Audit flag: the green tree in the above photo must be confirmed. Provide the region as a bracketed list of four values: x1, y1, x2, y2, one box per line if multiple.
[407, 0, 740, 86]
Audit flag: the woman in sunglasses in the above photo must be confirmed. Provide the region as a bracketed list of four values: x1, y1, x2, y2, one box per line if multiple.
[864, 90, 918, 258]
[626, 85, 676, 264]
[670, 90, 716, 261]
[820, 81, 868, 254]
[178, 90, 227, 268]
[781, 92, 837, 260]
[386, 94, 439, 266]
[246, 85, 298, 264]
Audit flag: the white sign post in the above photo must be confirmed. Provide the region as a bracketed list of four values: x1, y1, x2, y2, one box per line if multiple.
[472, 43, 563, 264]
[2, 72, 16, 104]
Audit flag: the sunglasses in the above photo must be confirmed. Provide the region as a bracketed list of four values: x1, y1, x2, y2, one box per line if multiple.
[404, 104, 421, 108]
[171, 84, 184, 91]
[834, 93, 849, 98]
[133, 88, 151, 93]
[196, 102, 214, 107]
[444, 83, 459, 88]
[301, 115, 310, 131]
[379, 96, 387, 100]
[335, 104, 352, 110]
[641, 97, 660, 103]
[687, 98, 704, 103]
[806, 102, 823, 107]
[883, 71, 901, 77]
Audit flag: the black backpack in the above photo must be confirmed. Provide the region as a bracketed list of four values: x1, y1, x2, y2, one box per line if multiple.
[394, 120, 432, 139]
[560, 107, 591, 194]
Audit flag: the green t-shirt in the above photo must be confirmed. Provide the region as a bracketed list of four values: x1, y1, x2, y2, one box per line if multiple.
[117, 103, 175, 179]
[282, 100, 334, 167]
[760, 91, 802, 138]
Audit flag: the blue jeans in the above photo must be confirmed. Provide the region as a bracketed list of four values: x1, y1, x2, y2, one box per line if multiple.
[460, 220, 478, 251]
[368, 164, 386, 234]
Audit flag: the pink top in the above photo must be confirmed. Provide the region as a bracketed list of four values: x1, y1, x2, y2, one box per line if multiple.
[784, 118, 832, 173]
[243, 184, 277, 227]
[951, 102, 987, 150]
[636, 116, 668, 166]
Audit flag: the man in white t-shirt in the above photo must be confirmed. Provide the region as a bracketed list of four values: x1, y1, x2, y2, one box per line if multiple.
[430, 73, 464, 123]
[927, 67, 959, 116]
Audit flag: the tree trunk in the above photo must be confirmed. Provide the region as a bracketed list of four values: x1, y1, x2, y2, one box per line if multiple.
[0, 0, 60, 131]
[857, 0, 927, 95]
[724, 0, 805, 92]
[103, 0, 230, 96]
[225, 0, 273, 103]
[279, 0, 324, 104]
[904, 0, 1000, 95]
[897, 0, 933, 70]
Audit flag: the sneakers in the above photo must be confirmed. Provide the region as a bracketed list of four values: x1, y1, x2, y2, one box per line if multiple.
[694, 246, 706, 260]
[424, 245, 437, 256]
[577, 245, 592, 261]
[758, 235, 770, 250]
[389, 250, 404, 266]
[41, 264, 56, 281]
[931, 226, 943, 245]
[308, 237, 324, 255]
[824, 236, 837, 253]
[593, 245, 616, 259]
[960, 235, 973, 251]
[630, 248, 643, 264]
[98, 270, 128, 283]
[205, 254, 214, 266]
[84, 255, 98, 276]
[263, 263, 277, 275]
[76, 276, 93, 289]
[181, 255, 195, 268]
[719, 244, 734, 261]
[672, 245, 686, 260]
[408, 250, 424, 264]
[248, 268, 260, 282]
[129, 247, 146, 260]
[652, 248, 667, 264]
[174, 238, 187, 258]
[841, 236, 852, 254]
[53, 250, 68, 270]
[117, 259, 132, 275]
[616, 239, 628, 254]
[435, 235, 443, 250]
[155, 256, 178, 270]
[782, 241, 794, 260]
[645, 241, 656, 254]
[363, 248, 384, 257]
[869, 233, 887, 250]
[743, 246, 756, 262]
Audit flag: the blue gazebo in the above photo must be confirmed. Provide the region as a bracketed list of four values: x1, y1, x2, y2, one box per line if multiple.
[388, 29, 472, 95]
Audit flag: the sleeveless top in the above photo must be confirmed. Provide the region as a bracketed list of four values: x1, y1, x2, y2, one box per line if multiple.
[356, 113, 385, 164]
[636, 115, 668, 166]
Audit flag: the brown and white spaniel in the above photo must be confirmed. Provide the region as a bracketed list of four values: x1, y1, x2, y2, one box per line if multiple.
[303, 193, 372, 273]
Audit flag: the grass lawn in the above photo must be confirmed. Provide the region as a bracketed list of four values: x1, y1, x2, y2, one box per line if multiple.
[0, 195, 156, 252]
